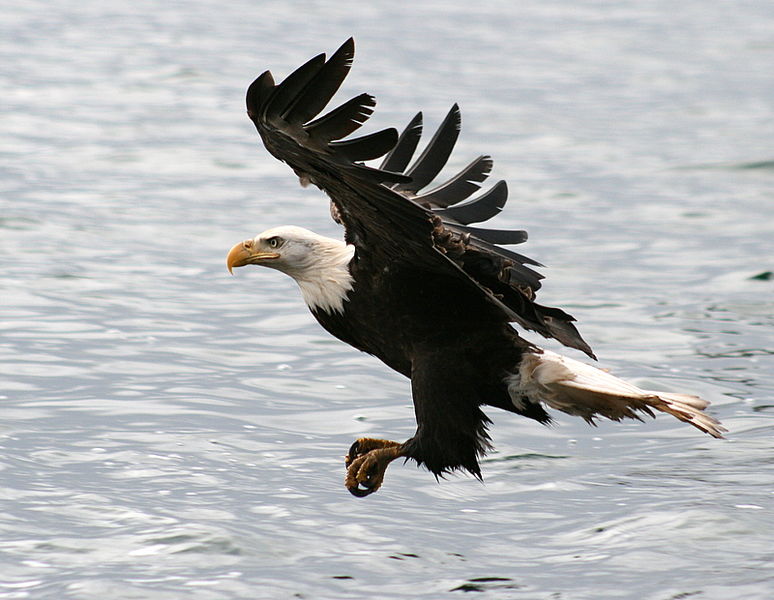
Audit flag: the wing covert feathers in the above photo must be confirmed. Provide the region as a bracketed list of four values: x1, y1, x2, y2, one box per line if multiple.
[512, 351, 726, 438]
[246, 38, 594, 357]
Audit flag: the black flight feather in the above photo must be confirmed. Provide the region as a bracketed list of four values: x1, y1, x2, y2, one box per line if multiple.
[304, 93, 376, 142]
[379, 112, 423, 173]
[468, 243, 545, 290]
[263, 53, 326, 121]
[394, 104, 461, 193]
[330, 128, 400, 163]
[447, 224, 529, 246]
[283, 38, 355, 125]
[431, 179, 507, 225]
[415, 155, 494, 209]
[246, 70, 276, 120]
[533, 304, 596, 359]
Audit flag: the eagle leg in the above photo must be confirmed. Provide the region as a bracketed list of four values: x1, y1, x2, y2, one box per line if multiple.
[344, 438, 405, 497]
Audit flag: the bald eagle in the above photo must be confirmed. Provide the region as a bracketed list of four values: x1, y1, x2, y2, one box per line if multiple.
[227, 39, 724, 497]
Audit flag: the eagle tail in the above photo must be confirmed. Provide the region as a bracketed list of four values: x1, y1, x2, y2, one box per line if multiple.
[508, 350, 726, 438]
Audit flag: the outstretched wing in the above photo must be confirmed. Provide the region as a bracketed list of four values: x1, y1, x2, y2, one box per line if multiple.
[245, 38, 594, 358]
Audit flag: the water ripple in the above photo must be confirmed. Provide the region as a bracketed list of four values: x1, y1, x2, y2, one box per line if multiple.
[2, 1, 773, 599]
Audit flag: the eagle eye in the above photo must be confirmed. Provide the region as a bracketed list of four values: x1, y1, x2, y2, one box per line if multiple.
[267, 236, 282, 249]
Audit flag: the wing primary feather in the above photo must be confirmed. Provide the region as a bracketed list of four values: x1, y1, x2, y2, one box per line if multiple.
[465, 235, 544, 269]
[330, 128, 399, 162]
[283, 37, 356, 125]
[380, 112, 423, 173]
[263, 53, 326, 121]
[417, 157, 496, 209]
[448, 224, 529, 246]
[304, 93, 376, 142]
[507, 264, 544, 288]
[394, 104, 462, 193]
[454, 229, 544, 269]
[246, 70, 276, 123]
[433, 179, 507, 224]
[532, 305, 596, 359]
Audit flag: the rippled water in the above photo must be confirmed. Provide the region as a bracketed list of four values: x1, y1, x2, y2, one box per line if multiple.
[2, 1, 773, 599]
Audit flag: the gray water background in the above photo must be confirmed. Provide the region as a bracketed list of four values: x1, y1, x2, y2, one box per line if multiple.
[1, 1, 773, 598]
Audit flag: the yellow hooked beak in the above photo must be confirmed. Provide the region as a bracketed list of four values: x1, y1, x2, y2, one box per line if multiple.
[226, 239, 280, 274]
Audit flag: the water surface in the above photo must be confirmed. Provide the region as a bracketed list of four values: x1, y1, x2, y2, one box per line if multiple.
[1, 2, 773, 599]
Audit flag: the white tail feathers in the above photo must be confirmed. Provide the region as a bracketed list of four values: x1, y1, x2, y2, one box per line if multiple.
[507, 350, 726, 438]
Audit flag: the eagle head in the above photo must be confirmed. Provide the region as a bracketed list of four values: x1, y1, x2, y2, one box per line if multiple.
[227, 225, 355, 314]
[226, 226, 328, 276]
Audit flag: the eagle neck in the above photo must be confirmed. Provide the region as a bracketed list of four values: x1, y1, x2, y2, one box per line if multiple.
[293, 241, 355, 315]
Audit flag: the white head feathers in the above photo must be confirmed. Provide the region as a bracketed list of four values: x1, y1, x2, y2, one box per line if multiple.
[249, 226, 355, 314]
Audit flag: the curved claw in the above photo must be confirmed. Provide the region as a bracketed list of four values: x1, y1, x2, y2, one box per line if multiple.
[349, 485, 376, 497]
[344, 438, 405, 498]
[345, 451, 386, 497]
[345, 439, 363, 468]
[347, 461, 381, 497]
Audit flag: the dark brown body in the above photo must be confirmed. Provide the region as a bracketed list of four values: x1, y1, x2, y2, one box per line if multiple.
[312, 252, 550, 477]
